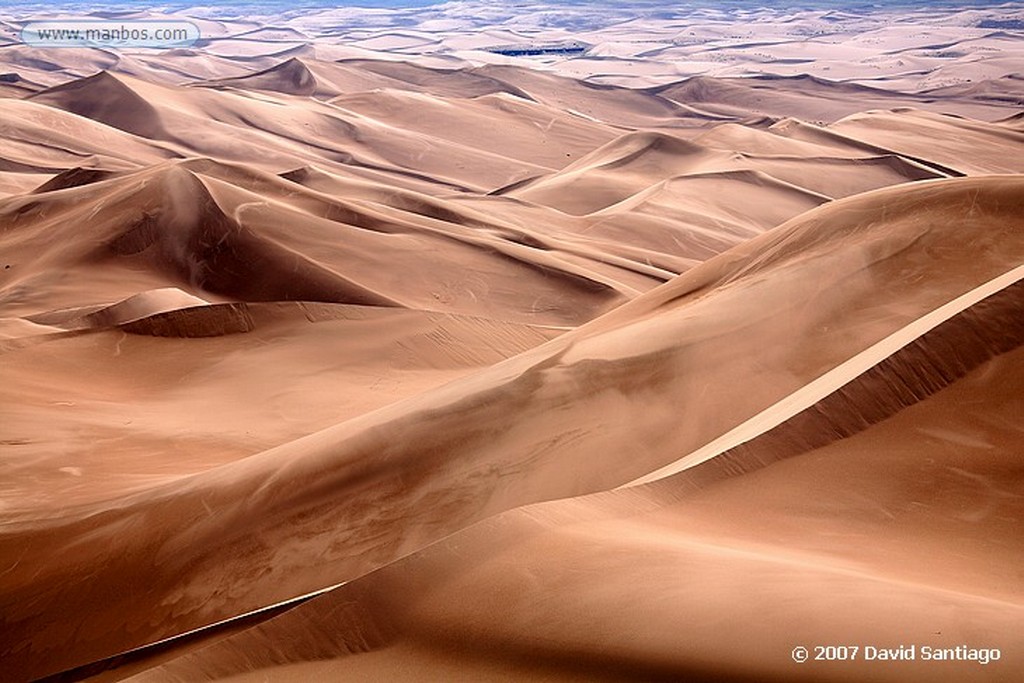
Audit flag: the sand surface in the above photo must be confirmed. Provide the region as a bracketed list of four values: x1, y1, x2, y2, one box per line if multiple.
[1, 1, 1022, 681]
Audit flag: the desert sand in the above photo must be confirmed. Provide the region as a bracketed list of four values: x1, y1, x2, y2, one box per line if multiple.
[1, 1, 1023, 681]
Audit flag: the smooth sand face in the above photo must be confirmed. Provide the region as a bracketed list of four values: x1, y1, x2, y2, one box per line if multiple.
[1, 1, 1023, 682]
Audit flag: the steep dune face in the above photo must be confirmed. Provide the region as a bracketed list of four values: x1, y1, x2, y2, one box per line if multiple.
[923, 73, 1024, 104]
[27, 71, 170, 139]
[3, 176, 1022, 681]
[329, 88, 619, 170]
[201, 57, 319, 96]
[30, 166, 119, 193]
[0, 97, 175, 176]
[104, 168, 402, 308]
[140, 345, 1024, 683]
[469, 63, 693, 127]
[0, 164, 401, 314]
[2, 154, 641, 324]
[510, 132, 721, 213]
[578, 170, 829, 262]
[0, 301, 563, 517]
[70, 288, 211, 328]
[828, 109, 1024, 175]
[335, 59, 537, 100]
[655, 73, 913, 123]
[17, 68, 581, 192]
[508, 116, 969, 218]
[0, 71, 39, 98]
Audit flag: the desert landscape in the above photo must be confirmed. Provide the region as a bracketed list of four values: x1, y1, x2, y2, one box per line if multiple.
[1, 0, 1023, 681]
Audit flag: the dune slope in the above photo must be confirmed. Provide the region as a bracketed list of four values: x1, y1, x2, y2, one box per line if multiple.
[1, 21, 1023, 681]
[2, 175, 1022, 681]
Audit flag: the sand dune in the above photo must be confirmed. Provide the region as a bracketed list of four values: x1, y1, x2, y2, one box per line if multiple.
[1, 3, 1023, 681]
[509, 127, 947, 215]
[4, 173, 1022, 681]
[136, 340, 1024, 683]
[830, 109, 1024, 175]
[0, 96, 173, 174]
[329, 88, 618, 170]
[29, 71, 170, 139]
[657, 74, 910, 123]
[199, 57, 319, 96]
[576, 170, 829, 262]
